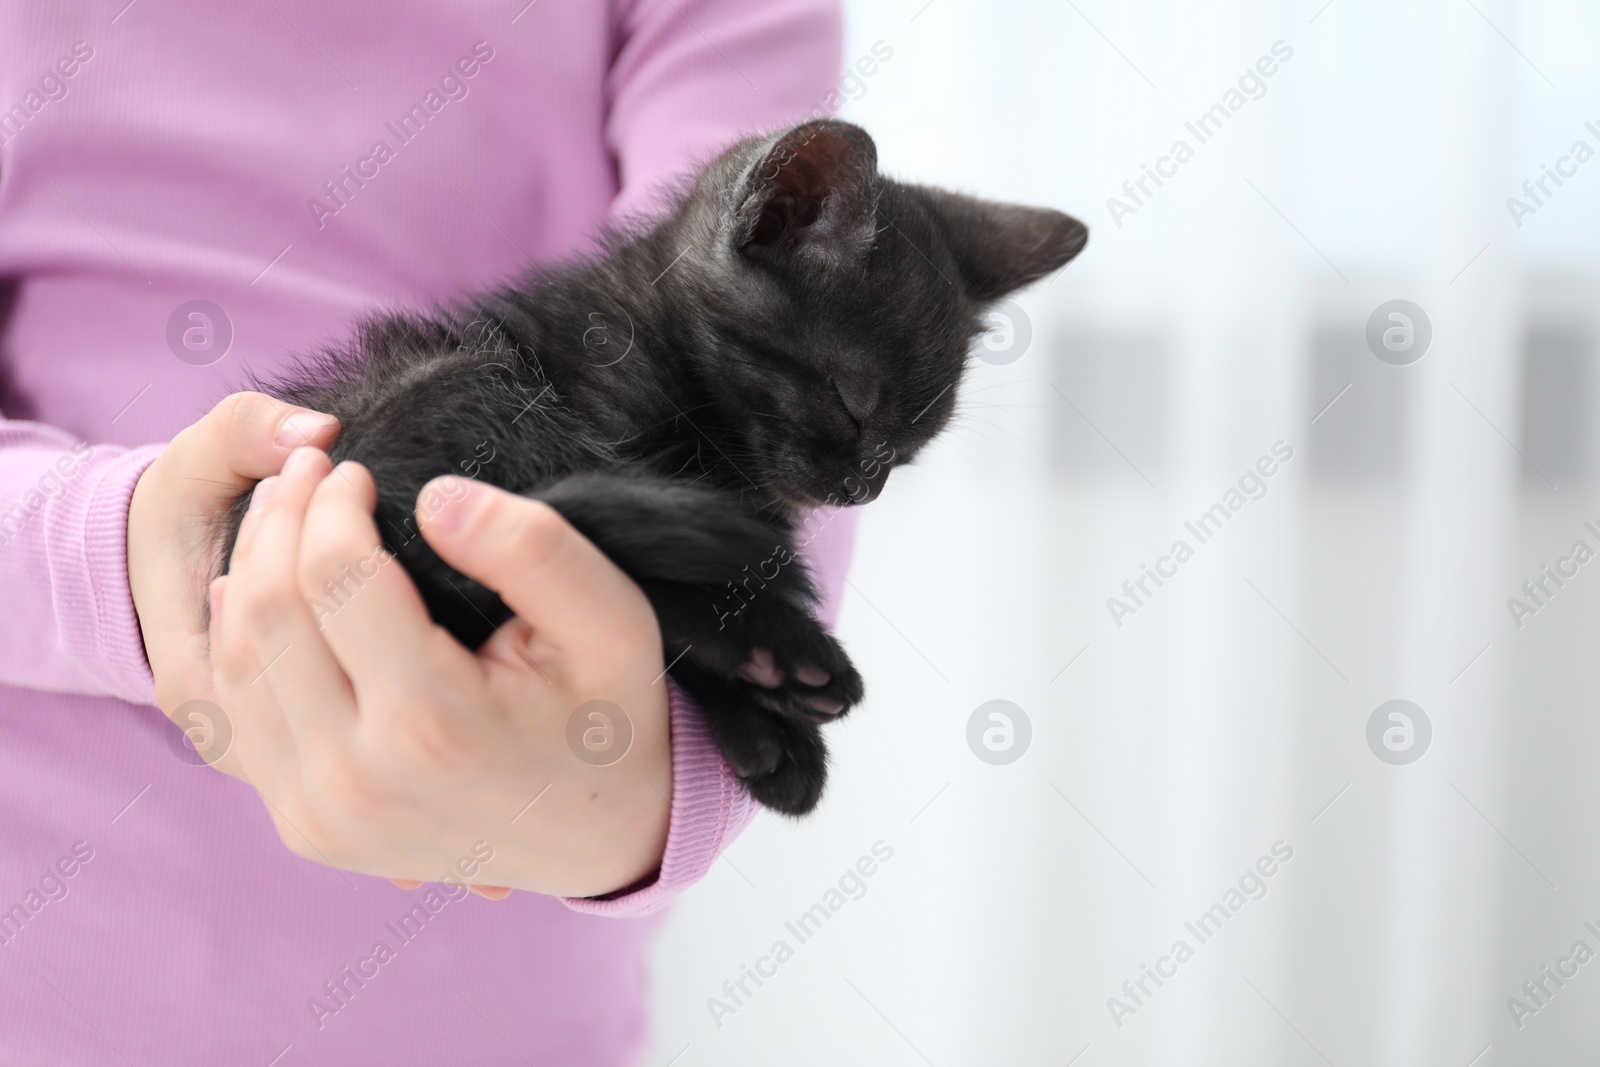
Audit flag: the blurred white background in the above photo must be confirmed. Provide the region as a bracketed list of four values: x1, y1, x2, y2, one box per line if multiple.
[647, 1, 1600, 1064]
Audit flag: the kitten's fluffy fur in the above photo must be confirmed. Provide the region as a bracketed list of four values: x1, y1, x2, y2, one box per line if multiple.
[224, 120, 1087, 814]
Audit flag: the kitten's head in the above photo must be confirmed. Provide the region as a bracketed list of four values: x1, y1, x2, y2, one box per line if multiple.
[664, 119, 1087, 509]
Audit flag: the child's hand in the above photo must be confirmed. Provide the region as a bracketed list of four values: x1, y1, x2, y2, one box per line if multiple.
[209, 449, 672, 898]
[128, 392, 339, 717]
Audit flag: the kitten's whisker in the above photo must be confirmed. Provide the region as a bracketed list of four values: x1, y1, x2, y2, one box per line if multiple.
[954, 400, 1035, 434]
[953, 408, 1027, 440]
[946, 419, 1013, 456]
[962, 378, 1099, 396]
[962, 400, 1063, 414]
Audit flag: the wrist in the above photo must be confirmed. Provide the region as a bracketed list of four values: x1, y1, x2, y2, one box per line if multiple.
[561, 679, 757, 914]
[550, 689, 673, 898]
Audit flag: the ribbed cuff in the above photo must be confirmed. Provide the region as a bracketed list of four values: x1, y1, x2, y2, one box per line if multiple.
[562, 677, 756, 918]
[64, 444, 165, 706]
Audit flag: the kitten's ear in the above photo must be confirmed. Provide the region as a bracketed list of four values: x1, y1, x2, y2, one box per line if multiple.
[916, 187, 1089, 302]
[733, 120, 878, 273]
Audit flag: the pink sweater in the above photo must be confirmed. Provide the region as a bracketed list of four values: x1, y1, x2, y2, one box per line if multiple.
[0, 2, 856, 1063]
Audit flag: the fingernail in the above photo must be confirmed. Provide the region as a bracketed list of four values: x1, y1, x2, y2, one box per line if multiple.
[283, 447, 322, 478]
[420, 476, 481, 534]
[249, 476, 277, 512]
[276, 411, 337, 448]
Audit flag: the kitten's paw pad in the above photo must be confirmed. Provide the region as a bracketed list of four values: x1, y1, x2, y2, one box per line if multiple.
[801, 693, 845, 717]
[793, 664, 830, 687]
[736, 648, 834, 694]
[746, 637, 863, 726]
[724, 733, 784, 779]
[736, 648, 785, 689]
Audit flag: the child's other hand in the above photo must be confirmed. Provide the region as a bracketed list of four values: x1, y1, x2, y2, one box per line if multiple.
[128, 391, 339, 721]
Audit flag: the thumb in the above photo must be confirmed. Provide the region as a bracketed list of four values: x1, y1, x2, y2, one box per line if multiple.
[416, 477, 656, 659]
[171, 391, 339, 503]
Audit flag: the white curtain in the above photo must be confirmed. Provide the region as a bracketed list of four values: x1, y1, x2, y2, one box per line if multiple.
[649, 1, 1600, 1062]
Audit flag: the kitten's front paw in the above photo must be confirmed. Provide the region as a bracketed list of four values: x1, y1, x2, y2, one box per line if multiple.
[670, 660, 830, 815]
[719, 625, 862, 814]
[657, 601, 864, 815]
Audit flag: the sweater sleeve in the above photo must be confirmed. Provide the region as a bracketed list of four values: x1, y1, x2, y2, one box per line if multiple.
[0, 416, 163, 707]
[559, 0, 845, 918]
[603, 0, 843, 221]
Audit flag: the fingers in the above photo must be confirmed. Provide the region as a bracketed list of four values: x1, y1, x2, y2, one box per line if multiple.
[210, 546, 301, 787]
[200, 576, 249, 782]
[229, 475, 277, 563]
[173, 391, 339, 500]
[297, 461, 452, 695]
[222, 448, 356, 751]
[417, 477, 657, 669]
[131, 394, 334, 717]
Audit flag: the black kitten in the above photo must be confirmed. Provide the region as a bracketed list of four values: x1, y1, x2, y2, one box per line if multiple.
[222, 119, 1087, 814]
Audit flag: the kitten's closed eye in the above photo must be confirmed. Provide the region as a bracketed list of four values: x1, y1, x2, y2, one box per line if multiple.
[831, 371, 880, 427]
